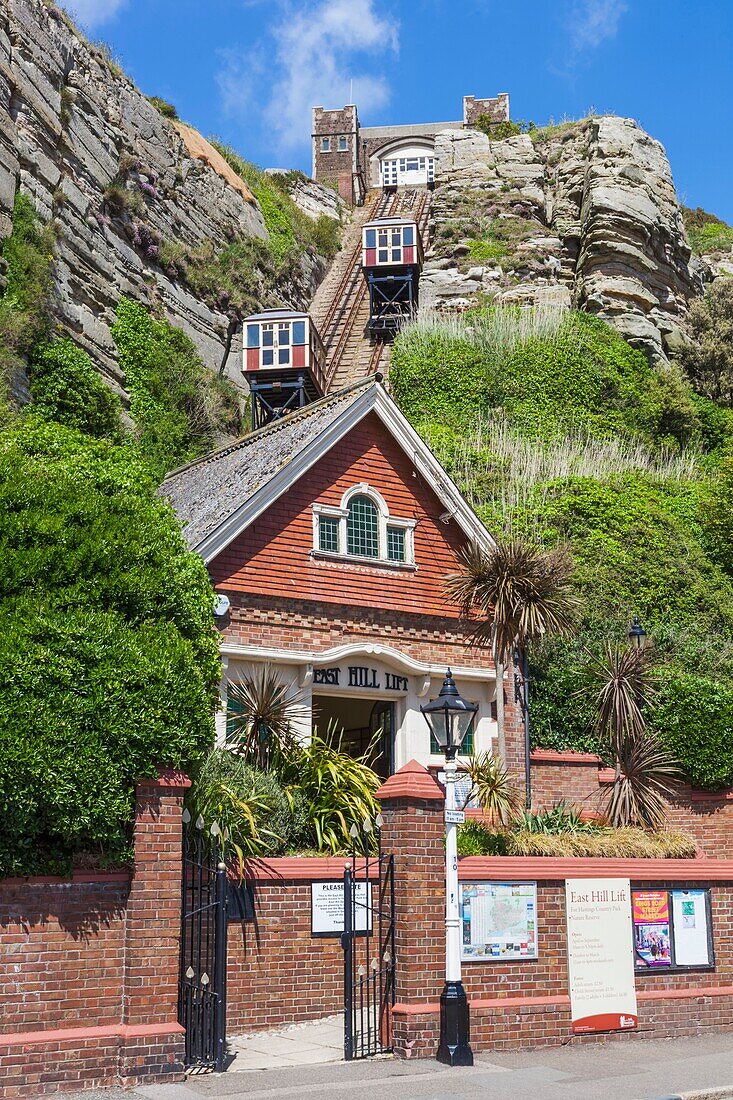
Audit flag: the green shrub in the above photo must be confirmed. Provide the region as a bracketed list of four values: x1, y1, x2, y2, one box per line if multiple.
[29, 338, 123, 440]
[456, 818, 695, 858]
[0, 193, 54, 396]
[147, 95, 179, 120]
[182, 237, 274, 319]
[473, 116, 535, 140]
[0, 417, 220, 875]
[677, 280, 733, 406]
[466, 237, 507, 264]
[392, 307, 733, 788]
[278, 729, 381, 855]
[652, 669, 733, 789]
[189, 750, 308, 860]
[209, 140, 341, 266]
[312, 214, 341, 261]
[111, 296, 240, 475]
[457, 819, 509, 855]
[682, 206, 733, 254]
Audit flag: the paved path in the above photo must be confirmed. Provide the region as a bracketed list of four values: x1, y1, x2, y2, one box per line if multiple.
[61, 1032, 733, 1100]
[226, 1015, 342, 1071]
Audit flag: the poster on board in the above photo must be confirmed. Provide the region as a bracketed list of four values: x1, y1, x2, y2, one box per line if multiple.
[671, 889, 713, 967]
[460, 882, 537, 961]
[311, 881, 371, 937]
[633, 890, 672, 968]
[565, 878, 637, 1034]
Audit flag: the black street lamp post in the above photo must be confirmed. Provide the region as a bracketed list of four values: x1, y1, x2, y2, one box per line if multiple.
[421, 670, 478, 1067]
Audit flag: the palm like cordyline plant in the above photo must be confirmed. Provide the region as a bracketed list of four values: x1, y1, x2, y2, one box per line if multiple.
[446, 539, 581, 805]
[459, 752, 522, 826]
[226, 664, 304, 769]
[592, 644, 682, 829]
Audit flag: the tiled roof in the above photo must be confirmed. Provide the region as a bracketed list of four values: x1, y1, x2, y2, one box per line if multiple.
[161, 377, 375, 550]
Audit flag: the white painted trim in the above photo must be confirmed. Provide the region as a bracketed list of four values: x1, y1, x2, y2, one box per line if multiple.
[220, 640, 495, 682]
[197, 384, 495, 563]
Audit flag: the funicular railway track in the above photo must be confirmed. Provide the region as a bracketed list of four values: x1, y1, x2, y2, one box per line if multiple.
[314, 187, 430, 393]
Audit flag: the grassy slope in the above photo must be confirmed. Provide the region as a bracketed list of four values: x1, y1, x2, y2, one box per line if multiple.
[391, 309, 733, 787]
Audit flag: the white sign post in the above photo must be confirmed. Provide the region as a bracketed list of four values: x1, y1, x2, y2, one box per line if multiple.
[565, 878, 637, 1034]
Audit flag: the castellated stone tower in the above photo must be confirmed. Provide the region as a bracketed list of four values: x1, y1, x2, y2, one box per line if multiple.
[311, 105, 360, 205]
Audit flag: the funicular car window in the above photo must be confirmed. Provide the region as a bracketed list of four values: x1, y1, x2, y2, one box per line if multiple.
[246, 324, 259, 348]
[293, 320, 306, 344]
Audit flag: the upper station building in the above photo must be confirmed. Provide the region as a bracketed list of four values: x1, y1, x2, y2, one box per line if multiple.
[312, 94, 510, 205]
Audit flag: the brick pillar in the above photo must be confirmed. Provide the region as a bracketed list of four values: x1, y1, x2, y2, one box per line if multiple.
[376, 760, 445, 1058]
[118, 769, 190, 1084]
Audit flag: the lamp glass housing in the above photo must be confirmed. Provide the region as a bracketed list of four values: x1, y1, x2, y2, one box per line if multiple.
[628, 617, 648, 650]
[421, 670, 478, 758]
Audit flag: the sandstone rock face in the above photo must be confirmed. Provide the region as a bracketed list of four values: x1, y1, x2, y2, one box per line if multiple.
[288, 177, 346, 223]
[0, 0, 324, 394]
[425, 118, 699, 362]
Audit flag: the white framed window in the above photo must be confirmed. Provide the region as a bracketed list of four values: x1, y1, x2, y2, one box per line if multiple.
[321, 137, 331, 153]
[338, 136, 348, 152]
[312, 484, 416, 567]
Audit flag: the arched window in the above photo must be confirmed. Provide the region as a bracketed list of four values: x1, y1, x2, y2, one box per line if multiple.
[346, 495, 379, 558]
[312, 483, 416, 566]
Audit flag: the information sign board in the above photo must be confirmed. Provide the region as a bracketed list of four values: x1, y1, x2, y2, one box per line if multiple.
[311, 881, 371, 937]
[671, 890, 712, 967]
[632, 889, 672, 968]
[565, 878, 637, 1034]
[631, 887, 714, 971]
[460, 882, 538, 961]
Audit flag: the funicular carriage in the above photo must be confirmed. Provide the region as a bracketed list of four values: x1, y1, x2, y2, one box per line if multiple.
[243, 309, 327, 430]
[361, 217, 424, 339]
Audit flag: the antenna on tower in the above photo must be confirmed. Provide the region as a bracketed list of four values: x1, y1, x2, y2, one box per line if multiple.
[349, 78, 353, 104]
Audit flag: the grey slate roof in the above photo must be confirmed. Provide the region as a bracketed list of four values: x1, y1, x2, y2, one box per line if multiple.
[161, 377, 375, 550]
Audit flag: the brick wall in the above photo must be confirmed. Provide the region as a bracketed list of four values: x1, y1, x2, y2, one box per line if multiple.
[378, 761, 733, 1057]
[0, 774, 188, 1096]
[530, 751, 733, 857]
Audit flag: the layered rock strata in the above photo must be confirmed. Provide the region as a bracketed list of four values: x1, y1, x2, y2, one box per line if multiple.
[0, 0, 326, 393]
[423, 117, 699, 362]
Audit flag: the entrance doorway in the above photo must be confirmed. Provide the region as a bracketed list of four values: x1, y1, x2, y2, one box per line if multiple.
[312, 694, 396, 778]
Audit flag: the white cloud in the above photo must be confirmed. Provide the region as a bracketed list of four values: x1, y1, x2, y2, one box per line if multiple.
[218, 0, 399, 154]
[62, 0, 127, 29]
[569, 0, 628, 52]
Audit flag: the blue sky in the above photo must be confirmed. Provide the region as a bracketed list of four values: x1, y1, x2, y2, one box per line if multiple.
[66, 0, 733, 221]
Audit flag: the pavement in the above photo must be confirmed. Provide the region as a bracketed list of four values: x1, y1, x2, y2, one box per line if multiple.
[226, 1016, 343, 1071]
[56, 1024, 733, 1100]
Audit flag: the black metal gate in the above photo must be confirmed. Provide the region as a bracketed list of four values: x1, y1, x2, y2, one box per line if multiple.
[342, 837, 395, 1060]
[178, 815, 228, 1071]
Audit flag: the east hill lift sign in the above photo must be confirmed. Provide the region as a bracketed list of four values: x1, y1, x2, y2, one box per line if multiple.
[313, 665, 409, 693]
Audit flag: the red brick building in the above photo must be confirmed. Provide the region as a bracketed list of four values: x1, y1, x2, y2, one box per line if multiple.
[163, 377, 524, 779]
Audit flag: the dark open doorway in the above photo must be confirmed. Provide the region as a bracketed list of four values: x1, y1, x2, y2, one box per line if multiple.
[312, 694, 395, 779]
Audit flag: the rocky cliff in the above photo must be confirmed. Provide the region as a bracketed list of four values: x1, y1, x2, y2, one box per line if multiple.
[422, 117, 702, 363]
[0, 0, 332, 396]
